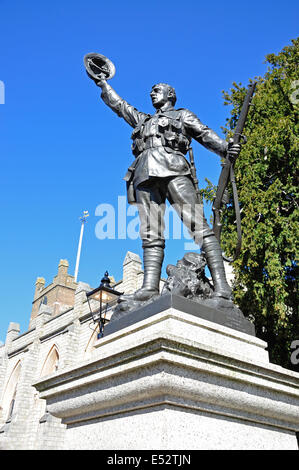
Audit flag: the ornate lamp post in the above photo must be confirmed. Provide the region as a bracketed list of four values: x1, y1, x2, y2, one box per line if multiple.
[86, 271, 122, 338]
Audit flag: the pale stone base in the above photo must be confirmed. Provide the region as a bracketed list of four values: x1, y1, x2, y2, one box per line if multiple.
[64, 406, 296, 450]
[34, 307, 299, 450]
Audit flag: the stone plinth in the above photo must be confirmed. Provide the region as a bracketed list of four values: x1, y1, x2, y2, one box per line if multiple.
[33, 303, 299, 450]
[108, 293, 255, 337]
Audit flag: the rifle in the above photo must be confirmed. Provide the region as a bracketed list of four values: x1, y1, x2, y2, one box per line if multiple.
[212, 82, 256, 261]
[188, 147, 202, 203]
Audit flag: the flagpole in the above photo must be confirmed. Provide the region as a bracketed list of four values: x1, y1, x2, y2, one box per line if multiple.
[74, 211, 89, 282]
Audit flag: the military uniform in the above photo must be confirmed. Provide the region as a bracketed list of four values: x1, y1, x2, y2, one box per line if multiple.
[101, 84, 227, 191]
[100, 82, 232, 300]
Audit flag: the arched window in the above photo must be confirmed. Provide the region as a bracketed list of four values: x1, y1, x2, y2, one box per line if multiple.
[7, 388, 17, 420]
[1, 361, 21, 421]
[40, 345, 59, 377]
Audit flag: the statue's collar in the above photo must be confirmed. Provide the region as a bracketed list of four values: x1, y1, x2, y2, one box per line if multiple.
[155, 103, 175, 114]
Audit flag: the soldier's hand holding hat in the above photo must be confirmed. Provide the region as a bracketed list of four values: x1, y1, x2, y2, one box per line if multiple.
[95, 73, 107, 88]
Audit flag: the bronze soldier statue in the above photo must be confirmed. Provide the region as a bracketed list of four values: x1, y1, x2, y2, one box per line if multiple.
[85, 55, 241, 303]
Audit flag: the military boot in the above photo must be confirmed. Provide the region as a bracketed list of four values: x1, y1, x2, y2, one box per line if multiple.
[120, 246, 164, 302]
[202, 235, 232, 299]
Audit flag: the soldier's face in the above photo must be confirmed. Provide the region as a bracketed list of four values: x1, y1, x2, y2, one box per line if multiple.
[150, 85, 170, 109]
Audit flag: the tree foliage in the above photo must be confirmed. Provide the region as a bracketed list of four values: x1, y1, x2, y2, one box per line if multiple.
[205, 39, 299, 370]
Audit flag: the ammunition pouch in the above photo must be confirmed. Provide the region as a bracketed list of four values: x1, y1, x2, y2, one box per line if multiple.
[131, 114, 191, 157]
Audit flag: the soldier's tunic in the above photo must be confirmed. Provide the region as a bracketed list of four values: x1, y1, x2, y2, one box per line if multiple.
[100, 83, 228, 248]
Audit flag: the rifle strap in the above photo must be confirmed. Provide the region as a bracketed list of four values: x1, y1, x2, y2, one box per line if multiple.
[188, 147, 203, 204]
[230, 165, 242, 260]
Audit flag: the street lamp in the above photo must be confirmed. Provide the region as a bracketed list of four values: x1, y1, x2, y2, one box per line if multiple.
[86, 271, 122, 338]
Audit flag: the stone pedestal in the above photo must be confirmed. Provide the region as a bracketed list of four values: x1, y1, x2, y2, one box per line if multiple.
[34, 298, 299, 450]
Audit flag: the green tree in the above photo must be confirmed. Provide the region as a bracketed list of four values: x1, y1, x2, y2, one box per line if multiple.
[205, 38, 299, 370]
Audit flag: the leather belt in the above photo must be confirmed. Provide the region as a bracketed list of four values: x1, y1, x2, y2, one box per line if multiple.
[144, 136, 163, 149]
[143, 137, 180, 152]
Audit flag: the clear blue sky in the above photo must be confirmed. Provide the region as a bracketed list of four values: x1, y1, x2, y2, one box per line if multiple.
[0, 0, 298, 342]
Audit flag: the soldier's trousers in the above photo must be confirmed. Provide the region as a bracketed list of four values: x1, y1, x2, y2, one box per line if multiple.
[135, 175, 214, 248]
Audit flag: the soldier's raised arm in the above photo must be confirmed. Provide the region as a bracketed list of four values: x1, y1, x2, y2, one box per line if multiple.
[96, 78, 148, 128]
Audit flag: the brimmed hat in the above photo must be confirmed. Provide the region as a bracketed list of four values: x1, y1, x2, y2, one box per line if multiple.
[84, 53, 116, 81]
